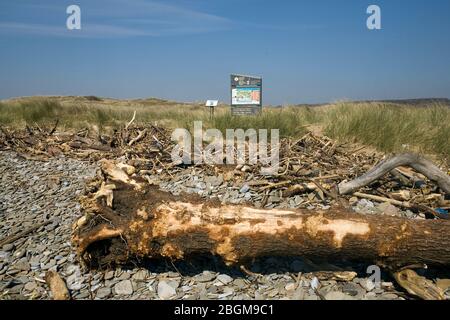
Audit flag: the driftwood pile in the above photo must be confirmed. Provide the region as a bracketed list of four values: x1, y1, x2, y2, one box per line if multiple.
[1, 123, 448, 217]
[0, 122, 173, 170]
[2, 121, 450, 300]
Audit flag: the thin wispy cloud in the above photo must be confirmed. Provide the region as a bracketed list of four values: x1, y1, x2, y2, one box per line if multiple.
[0, 0, 233, 38]
[0, 22, 159, 38]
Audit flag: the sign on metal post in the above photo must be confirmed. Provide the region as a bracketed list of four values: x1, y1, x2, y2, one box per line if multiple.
[205, 100, 219, 107]
[205, 100, 218, 119]
[230, 74, 262, 115]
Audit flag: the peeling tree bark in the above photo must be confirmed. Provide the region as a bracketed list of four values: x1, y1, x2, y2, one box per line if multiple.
[73, 181, 450, 270]
[338, 153, 450, 195]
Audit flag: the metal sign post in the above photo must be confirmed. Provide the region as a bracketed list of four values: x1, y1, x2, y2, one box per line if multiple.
[205, 100, 219, 120]
[230, 74, 262, 115]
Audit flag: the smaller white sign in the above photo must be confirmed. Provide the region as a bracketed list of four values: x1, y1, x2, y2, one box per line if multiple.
[205, 100, 219, 107]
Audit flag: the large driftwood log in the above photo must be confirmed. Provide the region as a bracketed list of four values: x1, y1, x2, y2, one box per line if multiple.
[73, 178, 450, 270]
[338, 153, 450, 195]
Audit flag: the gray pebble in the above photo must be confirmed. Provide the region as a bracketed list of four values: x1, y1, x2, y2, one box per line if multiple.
[104, 271, 114, 280]
[96, 287, 112, 299]
[114, 280, 134, 296]
[193, 271, 216, 282]
[216, 274, 233, 285]
[14, 259, 31, 272]
[2, 244, 14, 252]
[157, 280, 177, 299]
[325, 291, 356, 300]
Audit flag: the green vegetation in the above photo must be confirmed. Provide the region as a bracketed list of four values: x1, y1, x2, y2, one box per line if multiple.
[323, 102, 450, 156]
[0, 97, 448, 158]
[179, 108, 314, 138]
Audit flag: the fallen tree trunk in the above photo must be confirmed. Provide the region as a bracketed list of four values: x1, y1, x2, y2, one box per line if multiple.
[338, 153, 450, 195]
[73, 174, 450, 270]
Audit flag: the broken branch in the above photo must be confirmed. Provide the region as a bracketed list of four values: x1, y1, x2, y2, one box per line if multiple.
[338, 153, 450, 195]
[125, 110, 136, 130]
[128, 129, 147, 147]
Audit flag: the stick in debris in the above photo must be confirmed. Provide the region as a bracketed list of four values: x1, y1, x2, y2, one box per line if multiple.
[125, 110, 137, 130]
[128, 129, 147, 146]
[49, 119, 59, 136]
[0, 219, 53, 247]
[338, 153, 450, 195]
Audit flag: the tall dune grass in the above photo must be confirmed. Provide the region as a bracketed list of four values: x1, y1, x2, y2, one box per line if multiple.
[180, 108, 318, 138]
[323, 102, 449, 156]
[0, 97, 448, 158]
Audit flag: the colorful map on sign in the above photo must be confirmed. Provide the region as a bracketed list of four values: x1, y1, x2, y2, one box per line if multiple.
[232, 87, 261, 105]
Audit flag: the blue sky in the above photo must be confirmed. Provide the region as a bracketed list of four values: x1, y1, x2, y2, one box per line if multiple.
[1, 0, 449, 104]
